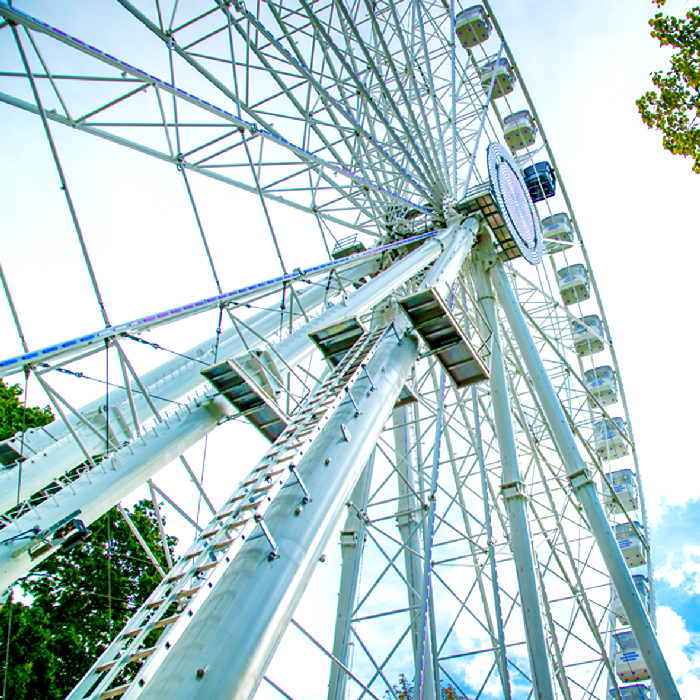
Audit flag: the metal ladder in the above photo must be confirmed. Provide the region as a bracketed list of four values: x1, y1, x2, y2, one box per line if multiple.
[66, 324, 389, 700]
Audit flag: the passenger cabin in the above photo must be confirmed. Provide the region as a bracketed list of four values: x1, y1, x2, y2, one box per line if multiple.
[557, 264, 590, 305]
[613, 630, 651, 684]
[503, 111, 538, 151]
[608, 683, 650, 700]
[594, 417, 629, 461]
[478, 58, 517, 99]
[603, 469, 638, 513]
[523, 162, 556, 202]
[541, 212, 574, 251]
[571, 315, 604, 356]
[584, 366, 618, 407]
[612, 575, 649, 626]
[455, 6, 492, 48]
[614, 521, 647, 568]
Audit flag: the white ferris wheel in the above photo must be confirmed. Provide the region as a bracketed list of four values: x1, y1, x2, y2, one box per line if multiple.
[0, 2, 681, 700]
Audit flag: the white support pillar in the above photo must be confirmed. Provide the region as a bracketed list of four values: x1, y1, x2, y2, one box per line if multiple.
[327, 456, 374, 700]
[0, 396, 234, 591]
[490, 261, 682, 700]
[473, 249, 555, 700]
[134, 333, 420, 700]
[393, 405, 437, 700]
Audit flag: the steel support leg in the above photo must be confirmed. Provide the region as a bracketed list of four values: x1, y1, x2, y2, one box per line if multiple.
[135, 332, 420, 700]
[490, 261, 681, 700]
[393, 405, 437, 700]
[473, 253, 555, 700]
[328, 454, 375, 700]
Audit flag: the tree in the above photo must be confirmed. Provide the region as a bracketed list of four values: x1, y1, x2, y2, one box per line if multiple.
[0, 502, 176, 699]
[637, 0, 700, 173]
[0, 379, 177, 699]
[386, 674, 471, 700]
[0, 379, 53, 442]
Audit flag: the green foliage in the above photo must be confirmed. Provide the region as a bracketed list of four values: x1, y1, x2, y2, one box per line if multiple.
[637, 1, 700, 173]
[386, 674, 470, 700]
[0, 501, 176, 699]
[0, 379, 53, 442]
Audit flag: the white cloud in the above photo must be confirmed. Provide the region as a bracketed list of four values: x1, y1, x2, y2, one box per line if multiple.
[657, 606, 700, 695]
[656, 545, 700, 596]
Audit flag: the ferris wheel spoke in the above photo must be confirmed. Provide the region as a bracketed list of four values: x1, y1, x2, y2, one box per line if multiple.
[329, 0, 447, 191]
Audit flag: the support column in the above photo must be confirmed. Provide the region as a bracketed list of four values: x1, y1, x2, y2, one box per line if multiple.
[473, 249, 555, 700]
[393, 405, 437, 700]
[136, 332, 420, 700]
[328, 455, 375, 700]
[490, 261, 681, 700]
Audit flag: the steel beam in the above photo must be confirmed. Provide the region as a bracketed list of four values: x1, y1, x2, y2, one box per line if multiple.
[490, 260, 681, 700]
[0, 396, 233, 591]
[393, 405, 437, 700]
[327, 456, 374, 700]
[472, 247, 555, 700]
[134, 332, 419, 700]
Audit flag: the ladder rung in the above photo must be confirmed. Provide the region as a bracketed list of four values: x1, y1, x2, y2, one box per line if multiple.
[202, 528, 219, 539]
[128, 647, 155, 664]
[195, 561, 217, 575]
[153, 614, 181, 630]
[176, 586, 202, 600]
[185, 549, 205, 560]
[227, 518, 248, 530]
[99, 684, 130, 699]
[212, 538, 235, 552]
[95, 660, 116, 674]
[94, 646, 156, 675]
[166, 572, 185, 584]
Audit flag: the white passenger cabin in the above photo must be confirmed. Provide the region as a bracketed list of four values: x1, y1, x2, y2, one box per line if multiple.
[608, 684, 650, 700]
[557, 264, 590, 305]
[603, 469, 638, 514]
[455, 6, 492, 48]
[594, 417, 629, 461]
[612, 575, 649, 626]
[478, 58, 517, 99]
[542, 213, 574, 252]
[584, 366, 618, 407]
[503, 111, 538, 151]
[613, 630, 650, 684]
[571, 315, 604, 356]
[614, 521, 647, 568]
[609, 685, 650, 700]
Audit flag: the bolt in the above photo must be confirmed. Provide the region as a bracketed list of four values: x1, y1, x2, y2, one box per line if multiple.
[196, 666, 208, 679]
[325, 458, 331, 465]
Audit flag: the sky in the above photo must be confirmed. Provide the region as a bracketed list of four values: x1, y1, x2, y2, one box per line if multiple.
[491, 0, 700, 695]
[1, 0, 699, 697]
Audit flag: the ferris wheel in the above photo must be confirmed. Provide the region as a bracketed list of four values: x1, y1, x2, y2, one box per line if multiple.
[0, 2, 681, 700]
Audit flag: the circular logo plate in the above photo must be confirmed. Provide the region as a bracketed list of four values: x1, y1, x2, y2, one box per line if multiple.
[487, 143, 543, 265]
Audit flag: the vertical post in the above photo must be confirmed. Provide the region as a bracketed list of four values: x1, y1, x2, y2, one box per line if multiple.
[472, 250, 555, 700]
[490, 261, 682, 700]
[393, 405, 437, 700]
[328, 455, 375, 700]
[471, 386, 512, 700]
